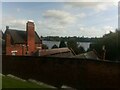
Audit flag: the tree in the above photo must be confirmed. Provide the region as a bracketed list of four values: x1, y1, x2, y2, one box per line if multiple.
[88, 30, 120, 61]
[42, 44, 48, 49]
[78, 46, 85, 54]
[59, 40, 66, 48]
[67, 39, 79, 55]
[52, 44, 58, 49]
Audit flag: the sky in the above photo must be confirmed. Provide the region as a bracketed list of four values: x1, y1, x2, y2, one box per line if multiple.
[2, 1, 118, 37]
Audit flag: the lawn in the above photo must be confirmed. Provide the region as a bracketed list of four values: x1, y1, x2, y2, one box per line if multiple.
[2, 75, 54, 89]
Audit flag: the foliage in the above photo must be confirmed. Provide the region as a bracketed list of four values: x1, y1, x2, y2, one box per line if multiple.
[78, 46, 85, 54]
[59, 40, 67, 48]
[67, 39, 85, 55]
[52, 44, 58, 49]
[88, 30, 120, 61]
[42, 44, 48, 49]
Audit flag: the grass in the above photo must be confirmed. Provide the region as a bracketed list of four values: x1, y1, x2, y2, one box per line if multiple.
[2, 76, 53, 88]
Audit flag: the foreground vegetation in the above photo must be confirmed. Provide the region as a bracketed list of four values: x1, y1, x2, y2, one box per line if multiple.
[2, 76, 53, 88]
[88, 30, 120, 61]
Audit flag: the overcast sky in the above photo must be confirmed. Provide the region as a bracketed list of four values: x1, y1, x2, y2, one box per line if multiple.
[2, 2, 118, 37]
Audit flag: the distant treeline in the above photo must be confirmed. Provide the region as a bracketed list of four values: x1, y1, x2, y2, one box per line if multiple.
[41, 36, 101, 42]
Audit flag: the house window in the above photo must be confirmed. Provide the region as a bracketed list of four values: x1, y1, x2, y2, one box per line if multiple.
[11, 50, 17, 55]
[36, 47, 42, 50]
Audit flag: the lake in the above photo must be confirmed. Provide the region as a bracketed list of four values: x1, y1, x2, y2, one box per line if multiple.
[43, 41, 91, 51]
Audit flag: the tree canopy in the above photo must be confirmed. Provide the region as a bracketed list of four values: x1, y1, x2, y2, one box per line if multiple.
[59, 40, 67, 48]
[52, 44, 58, 49]
[67, 39, 85, 55]
[88, 30, 120, 61]
[42, 44, 48, 49]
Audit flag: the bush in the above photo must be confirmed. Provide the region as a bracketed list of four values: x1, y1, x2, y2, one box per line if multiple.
[67, 39, 85, 55]
[52, 44, 58, 49]
[59, 40, 66, 48]
[88, 30, 120, 61]
[42, 44, 48, 49]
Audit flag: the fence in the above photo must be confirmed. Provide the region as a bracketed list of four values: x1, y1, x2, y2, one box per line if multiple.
[2, 55, 120, 89]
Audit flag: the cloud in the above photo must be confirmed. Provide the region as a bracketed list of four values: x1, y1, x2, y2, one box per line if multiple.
[103, 26, 115, 34]
[43, 10, 76, 25]
[38, 9, 77, 36]
[77, 25, 116, 37]
[2, 16, 27, 31]
[65, 2, 115, 13]
[16, 8, 20, 12]
[75, 13, 86, 18]
[37, 20, 68, 36]
[0, 3, 2, 30]
[78, 26, 106, 37]
[66, 0, 119, 3]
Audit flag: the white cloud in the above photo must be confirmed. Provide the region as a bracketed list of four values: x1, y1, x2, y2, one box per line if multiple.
[103, 26, 115, 34]
[39, 9, 77, 36]
[79, 27, 84, 30]
[65, 2, 115, 13]
[78, 26, 116, 37]
[37, 19, 67, 32]
[0, 3, 2, 30]
[66, 0, 119, 3]
[95, 3, 108, 12]
[78, 26, 105, 37]
[16, 8, 20, 12]
[76, 13, 86, 18]
[43, 10, 76, 25]
[2, 17, 27, 31]
[37, 20, 68, 36]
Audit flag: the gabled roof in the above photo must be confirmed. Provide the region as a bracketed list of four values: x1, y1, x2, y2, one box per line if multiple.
[4, 29, 42, 44]
[39, 48, 72, 56]
[72, 51, 100, 60]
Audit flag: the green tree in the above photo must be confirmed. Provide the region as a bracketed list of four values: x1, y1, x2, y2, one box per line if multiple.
[52, 44, 58, 49]
[88, 30, 120, 61]
[42, 44, 48, 49]
[67, 39, 79, 55]
[59, 40, 67, 48]
[78, 46, 85, 54]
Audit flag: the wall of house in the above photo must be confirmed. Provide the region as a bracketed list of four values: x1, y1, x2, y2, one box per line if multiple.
[2, 55, 120, 89]
[35, 44, 42, 49]
[6, 44, 27, 55]
[5, 21, 42, 56]
[6, 44, 42, 55]
[6, 44, 41, 55]
[5, 34, 27, 55]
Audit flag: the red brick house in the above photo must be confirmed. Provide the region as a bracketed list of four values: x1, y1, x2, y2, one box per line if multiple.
[3, 21, 42, 55]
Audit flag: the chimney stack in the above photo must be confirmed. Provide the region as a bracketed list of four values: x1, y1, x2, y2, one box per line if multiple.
[26, 20, 35, 54]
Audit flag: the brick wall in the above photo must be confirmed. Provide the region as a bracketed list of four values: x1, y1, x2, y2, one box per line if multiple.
[26, 21, 35, 54]
[2, 55, 120, 89]
[5, 21, 41, 55]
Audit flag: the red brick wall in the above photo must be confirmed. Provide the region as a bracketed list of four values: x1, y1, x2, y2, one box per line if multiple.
[5, 21, 42, 55]
[26, 21, 35, 55]
[35, 44, 42, 49]
[6, 43, 41, 55]
[6, 33, 27, 55]
[6, 44, 27, 55]
[6, 34, 11, 55]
